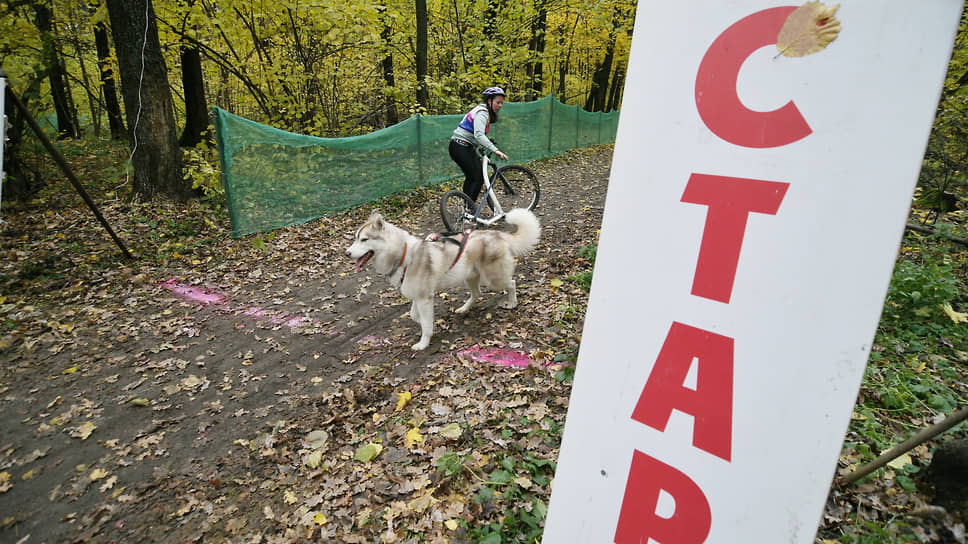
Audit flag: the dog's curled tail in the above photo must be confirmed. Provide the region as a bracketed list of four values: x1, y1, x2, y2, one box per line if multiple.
[505, 208, 541, 257]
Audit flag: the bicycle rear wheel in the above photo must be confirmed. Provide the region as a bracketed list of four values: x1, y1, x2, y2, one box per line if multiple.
[494, 165, 540, 211]
[440, 189, 476, 233]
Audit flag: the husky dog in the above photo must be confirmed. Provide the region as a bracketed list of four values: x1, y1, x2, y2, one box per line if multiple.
[345, 209, 541, 350]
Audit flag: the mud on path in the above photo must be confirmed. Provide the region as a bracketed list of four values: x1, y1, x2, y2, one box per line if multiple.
[0, 146, 612, 543]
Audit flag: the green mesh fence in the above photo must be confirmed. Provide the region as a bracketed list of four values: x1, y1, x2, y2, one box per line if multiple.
[213, 94, 619, 237]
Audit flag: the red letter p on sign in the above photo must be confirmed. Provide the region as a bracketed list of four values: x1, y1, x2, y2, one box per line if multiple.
[614, 451, 712, 544]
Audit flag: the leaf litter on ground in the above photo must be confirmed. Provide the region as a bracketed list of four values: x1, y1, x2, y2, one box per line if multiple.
[1, 140, 966, 542]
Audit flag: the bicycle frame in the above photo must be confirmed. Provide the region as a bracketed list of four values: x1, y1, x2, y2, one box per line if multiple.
[469, 151, 506, 226]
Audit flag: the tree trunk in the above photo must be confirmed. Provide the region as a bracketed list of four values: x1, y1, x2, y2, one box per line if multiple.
[605, 64, 624, 111]
[415, 0, 429, 109]
[66, 3, 99, 137]
[379, 4, 398, 125]
[526, 2, 548, 101]
[179, 45, 209, 147]
[484, 0, 500, 40]
[584, 30, 616, 112]
[178, 0, 209, 148]
[2, 85, 36, 200]
[93, 9, 126, 140]
[34, 1, 80, 139]
[106, 0, 189, 200]
[556, 15, 579, 100]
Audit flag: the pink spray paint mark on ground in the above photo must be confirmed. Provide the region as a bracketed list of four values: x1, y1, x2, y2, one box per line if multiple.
[458, 346, 535, 368]
[241, 306, 313, 327]
[160, 279, 316, 329]
[357, 335, 386, 346]
[159, 279, 226, 305]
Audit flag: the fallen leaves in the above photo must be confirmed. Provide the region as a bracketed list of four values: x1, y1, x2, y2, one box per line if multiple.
[395, 391, 412, 412]
[0, 144, 608, 542]
[305, 450, 324, 469]
[439, 422, 462, 439]
[306, 429, 329, 450]
[71, 421, 97, 440]
[354, 443, 383, 463]
[886, 452, 913, 470]
[941, 302, 968, 323]
[405, 427, 424, 449]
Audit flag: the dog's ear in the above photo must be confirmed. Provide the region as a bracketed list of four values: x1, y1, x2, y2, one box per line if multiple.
[369, 211, 384, 230]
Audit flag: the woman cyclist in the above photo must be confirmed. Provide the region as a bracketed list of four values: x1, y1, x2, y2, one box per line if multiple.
[448, 87, 509, 205]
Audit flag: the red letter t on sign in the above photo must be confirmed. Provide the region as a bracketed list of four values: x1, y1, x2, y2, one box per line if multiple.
[631, 321, 734, 461]
[614, 450, 712, 544]
[682, 173, 789, 304]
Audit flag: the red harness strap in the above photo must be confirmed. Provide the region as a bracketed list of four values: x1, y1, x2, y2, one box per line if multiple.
[449, 230, 471, 270]
[391, 243, 408, 285]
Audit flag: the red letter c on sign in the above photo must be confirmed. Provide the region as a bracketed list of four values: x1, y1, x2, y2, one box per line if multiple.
[695, 6, 812, 148]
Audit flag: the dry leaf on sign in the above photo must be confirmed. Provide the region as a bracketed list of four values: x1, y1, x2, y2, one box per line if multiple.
[777, 2, 841, 57]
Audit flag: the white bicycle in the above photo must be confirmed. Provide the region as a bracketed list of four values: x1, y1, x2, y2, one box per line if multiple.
[440, 147, 540, 234]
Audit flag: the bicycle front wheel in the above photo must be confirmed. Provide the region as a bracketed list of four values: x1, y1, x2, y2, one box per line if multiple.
[495, 165, 540, 211]
[440, 189, 476, 234]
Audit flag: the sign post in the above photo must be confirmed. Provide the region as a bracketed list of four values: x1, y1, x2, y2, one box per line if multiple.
[544, 2, 962, 543]
[1, 66, 7, 217]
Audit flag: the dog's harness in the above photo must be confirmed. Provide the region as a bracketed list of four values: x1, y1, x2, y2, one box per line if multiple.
[388, 242, 408, 285]
[425, 230, 472, 269]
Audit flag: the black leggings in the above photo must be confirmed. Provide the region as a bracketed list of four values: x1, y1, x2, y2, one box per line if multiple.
[448, 139, 485, 203]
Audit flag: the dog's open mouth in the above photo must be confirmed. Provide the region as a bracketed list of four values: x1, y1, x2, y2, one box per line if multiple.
[355, 250, 374, 272]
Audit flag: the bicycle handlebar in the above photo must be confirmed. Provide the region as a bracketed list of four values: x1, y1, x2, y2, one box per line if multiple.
[476, 142, 506, 164]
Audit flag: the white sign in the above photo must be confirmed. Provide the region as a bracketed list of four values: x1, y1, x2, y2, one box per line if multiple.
[544, 2, 961, 543]
[1, 73, 6, 215]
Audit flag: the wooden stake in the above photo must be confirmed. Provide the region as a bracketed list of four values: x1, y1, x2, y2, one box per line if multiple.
[6, 83, 134, 260]
[840, 406, 968, 484]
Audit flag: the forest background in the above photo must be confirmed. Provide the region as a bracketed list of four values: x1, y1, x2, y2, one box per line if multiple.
[1, 0, 968, 542]
[1, 0, 633, 202]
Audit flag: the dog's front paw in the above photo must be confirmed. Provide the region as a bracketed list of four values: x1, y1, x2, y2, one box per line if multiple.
[411, 340, 430, 350]
[499, 300, 518, 309]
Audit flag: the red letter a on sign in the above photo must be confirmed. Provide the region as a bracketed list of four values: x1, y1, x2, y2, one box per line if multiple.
[614, 450, 712, 544]
[631, 322, 734, 461]
[682, 173, 789, 304]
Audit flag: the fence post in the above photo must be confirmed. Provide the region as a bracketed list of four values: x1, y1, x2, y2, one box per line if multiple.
[598, 112, 602, 145]
[547, 95, 554, 155]
[575, 105, 580, 150]
[416, 114, 424, 184]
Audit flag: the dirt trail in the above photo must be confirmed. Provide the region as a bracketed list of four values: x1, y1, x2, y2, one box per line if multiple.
[0, 146, 612, 543]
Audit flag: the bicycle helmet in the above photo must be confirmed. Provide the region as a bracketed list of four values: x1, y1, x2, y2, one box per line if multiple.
[482, 86, 506, 99]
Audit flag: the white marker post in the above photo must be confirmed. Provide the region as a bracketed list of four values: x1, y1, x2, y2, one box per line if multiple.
[544, 2, 962, 543]
[1, 66, 7, 217]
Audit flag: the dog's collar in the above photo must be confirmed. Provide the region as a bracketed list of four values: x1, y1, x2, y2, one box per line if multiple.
[389, 242, 408, 285]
